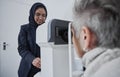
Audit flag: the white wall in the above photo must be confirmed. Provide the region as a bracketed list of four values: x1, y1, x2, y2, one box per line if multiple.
[0, 0, 31, 77]
[41, 0, 74, 21]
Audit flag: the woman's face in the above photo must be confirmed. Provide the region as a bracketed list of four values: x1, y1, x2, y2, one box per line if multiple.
[34, 8, 46, 25]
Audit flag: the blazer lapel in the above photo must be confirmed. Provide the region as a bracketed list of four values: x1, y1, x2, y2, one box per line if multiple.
[29, 27, 36, 51]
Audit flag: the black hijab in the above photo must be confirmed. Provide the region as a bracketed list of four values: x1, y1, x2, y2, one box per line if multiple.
[29, 2, 47, 27]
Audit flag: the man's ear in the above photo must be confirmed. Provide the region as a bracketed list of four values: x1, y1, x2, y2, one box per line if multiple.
[81, 26, 92, 50]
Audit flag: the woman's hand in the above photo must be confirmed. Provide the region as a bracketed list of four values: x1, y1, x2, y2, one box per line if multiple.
[32, 57, 41, 68]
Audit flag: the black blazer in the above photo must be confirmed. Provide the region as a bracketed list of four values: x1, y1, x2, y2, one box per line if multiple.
[18, 24, 40, 77]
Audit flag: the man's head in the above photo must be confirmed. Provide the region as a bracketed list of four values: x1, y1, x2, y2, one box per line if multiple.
[72, 0, 120, 53]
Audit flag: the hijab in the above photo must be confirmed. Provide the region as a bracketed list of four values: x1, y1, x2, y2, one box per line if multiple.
[29, 2, 47, 27]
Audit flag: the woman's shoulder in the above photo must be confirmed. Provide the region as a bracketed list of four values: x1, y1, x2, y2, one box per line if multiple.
[21, 23, 29, 28]
[20, 23, 30, 30]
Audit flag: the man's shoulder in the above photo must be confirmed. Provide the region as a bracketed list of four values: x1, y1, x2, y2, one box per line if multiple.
[93, 57, 120, 77]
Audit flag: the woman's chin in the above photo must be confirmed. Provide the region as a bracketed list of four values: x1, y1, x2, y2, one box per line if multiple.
[37, 21, 45, 25]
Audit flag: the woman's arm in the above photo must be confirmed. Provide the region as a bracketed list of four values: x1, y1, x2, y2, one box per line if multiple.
[18, 26, 35, 64]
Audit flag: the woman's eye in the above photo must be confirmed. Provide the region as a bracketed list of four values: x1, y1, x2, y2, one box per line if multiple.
[35, 13, 40, 16]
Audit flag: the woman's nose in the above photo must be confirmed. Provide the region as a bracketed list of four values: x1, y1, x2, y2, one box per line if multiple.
[38, 15, 42, 18]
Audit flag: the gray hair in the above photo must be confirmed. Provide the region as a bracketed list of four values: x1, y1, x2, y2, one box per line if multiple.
[73, 0, 120, 48]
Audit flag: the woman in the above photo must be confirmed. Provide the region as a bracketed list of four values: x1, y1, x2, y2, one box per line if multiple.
[18, 2, 47, 77]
